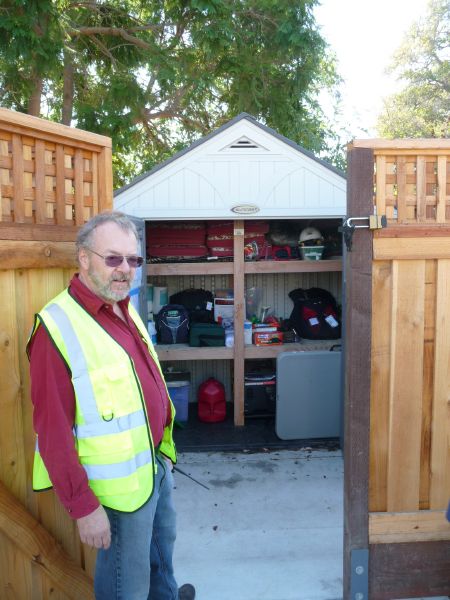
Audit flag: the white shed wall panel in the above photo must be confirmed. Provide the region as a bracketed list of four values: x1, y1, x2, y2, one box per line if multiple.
[115, 117, 346, 219]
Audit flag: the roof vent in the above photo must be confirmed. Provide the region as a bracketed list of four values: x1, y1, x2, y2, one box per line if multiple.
[222, 136, 267, 151]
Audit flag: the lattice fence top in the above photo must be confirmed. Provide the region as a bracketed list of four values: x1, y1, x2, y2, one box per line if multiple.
[0, 108, 112, 229]
[350, 140, 450, 225]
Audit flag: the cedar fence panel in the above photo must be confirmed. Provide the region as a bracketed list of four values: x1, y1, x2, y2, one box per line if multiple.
[346, 139, 450, 599]
[0, 108, 112, 598]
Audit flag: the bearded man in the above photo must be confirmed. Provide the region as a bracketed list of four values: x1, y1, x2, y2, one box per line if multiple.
[27, 211, 195, 600]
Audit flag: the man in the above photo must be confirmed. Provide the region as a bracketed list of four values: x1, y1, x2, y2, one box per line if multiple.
[27, 211, 195, 600]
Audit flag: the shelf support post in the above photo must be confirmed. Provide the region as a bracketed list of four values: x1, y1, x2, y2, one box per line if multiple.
[233, 220, 245, 426]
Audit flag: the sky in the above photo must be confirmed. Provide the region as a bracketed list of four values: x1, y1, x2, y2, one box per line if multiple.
[314, 0, 430, 139]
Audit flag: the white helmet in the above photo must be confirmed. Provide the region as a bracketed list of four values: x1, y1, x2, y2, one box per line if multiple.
[299, 227, 323, 245]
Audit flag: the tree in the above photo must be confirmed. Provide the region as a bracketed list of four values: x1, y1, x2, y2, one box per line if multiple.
[377, 0, 449, 138]
[0, 0, 341, 185]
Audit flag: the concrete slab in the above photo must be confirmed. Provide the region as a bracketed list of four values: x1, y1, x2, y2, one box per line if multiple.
[173, 449, 344, 600]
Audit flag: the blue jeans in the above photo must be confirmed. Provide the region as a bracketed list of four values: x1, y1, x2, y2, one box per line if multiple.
[94, 454, 179, 600]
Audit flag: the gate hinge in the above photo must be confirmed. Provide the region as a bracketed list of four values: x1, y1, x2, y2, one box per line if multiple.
[339, 215, 387, 251]
[350, 548, 369, 599]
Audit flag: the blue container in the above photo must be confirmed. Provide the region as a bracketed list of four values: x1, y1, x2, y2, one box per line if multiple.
[167, 381, 190, 422]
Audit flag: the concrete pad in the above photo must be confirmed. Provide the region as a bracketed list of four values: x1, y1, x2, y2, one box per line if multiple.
[173, 449, 344, 600]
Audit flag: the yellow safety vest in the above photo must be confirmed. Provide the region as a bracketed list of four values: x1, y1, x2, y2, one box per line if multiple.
[27, 289, 176, 512]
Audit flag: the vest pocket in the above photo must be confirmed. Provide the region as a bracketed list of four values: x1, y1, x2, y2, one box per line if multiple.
[77, 431, 152, 497]
[86, 362, 141, 415]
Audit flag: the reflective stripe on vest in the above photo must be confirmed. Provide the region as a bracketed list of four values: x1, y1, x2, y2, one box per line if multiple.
[45, 302, 99, 422]
[83, 448, 152, 480]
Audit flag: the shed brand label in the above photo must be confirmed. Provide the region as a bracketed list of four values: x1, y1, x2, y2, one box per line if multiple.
[230, 204, 260, 214]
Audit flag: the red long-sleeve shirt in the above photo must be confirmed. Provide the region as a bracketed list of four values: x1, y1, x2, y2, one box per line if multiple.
[28, 275, 171, 519]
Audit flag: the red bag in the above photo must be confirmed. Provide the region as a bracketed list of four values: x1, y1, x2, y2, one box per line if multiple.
[198, 378, 226, 423]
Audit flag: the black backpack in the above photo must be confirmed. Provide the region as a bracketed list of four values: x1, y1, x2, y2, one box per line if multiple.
[288, 287, 341, 340]
[155, 304, 190, 344]
[169, 288, 214, 323]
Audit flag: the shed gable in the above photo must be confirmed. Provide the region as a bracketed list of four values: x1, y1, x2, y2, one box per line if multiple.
[115, 115, 346, 219]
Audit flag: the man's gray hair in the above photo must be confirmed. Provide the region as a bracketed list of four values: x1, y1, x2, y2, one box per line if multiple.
[76, 211, 139, 252]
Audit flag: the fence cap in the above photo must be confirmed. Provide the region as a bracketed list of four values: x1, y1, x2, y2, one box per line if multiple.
[348, 138, 450, 152]
[0, 107, 112, 148]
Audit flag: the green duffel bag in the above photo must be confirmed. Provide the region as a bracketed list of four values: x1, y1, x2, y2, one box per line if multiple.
[189, 323, 225, 347]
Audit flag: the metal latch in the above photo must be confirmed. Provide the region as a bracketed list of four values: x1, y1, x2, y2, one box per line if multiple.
[339, 215, 387, 251]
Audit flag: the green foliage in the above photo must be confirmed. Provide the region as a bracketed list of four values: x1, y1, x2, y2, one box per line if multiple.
[0, 0, 342, 185]
[377, 0, 449, 138]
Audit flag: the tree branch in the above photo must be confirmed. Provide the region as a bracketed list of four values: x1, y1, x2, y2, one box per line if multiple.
[95, 35, 119, 64]
[69, 26, 158, 51]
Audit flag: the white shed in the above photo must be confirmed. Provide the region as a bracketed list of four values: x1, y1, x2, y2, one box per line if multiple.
[114, 113, 346, 219]
[114, 113, 346, 432]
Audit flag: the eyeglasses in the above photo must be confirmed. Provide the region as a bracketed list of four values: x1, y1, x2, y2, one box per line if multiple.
[88, 248, 144, 268]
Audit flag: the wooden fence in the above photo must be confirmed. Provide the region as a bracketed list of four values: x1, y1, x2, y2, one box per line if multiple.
[0, 108, 112, 599]
[345, 139, 450, 599]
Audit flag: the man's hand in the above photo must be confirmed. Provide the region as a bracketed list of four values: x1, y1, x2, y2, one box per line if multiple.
[77, 505, 111, 549]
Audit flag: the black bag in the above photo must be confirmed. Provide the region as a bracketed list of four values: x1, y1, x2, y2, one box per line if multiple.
[155, 304, 190, 344]
[189, 323, 225, 347]
[169, 288, 214, 323]
[288, 287, 341, 340]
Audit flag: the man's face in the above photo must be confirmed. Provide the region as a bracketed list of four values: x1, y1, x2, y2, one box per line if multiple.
[78, 222, 139, 303]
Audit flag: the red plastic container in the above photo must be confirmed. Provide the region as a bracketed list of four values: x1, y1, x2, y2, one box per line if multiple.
[198, 378, 226, 423]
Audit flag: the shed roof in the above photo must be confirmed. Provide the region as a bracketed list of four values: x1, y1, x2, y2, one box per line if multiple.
[115, 113, 345, 197]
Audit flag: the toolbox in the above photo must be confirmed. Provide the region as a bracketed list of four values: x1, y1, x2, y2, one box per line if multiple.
[189, 322, 225, 347]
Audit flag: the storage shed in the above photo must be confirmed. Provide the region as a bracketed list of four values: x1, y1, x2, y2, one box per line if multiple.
[115, 113, 347, 429]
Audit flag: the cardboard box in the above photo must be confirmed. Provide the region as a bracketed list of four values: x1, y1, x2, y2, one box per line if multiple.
[253, 331, 284, 346]
[214, 298, 234, 321]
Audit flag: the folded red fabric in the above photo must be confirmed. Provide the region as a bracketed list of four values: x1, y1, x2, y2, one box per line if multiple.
[148, 245, 208, 258]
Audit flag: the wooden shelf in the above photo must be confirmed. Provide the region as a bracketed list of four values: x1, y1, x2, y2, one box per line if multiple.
[147, 262, 233, 276]
[154, 340, 341, 361]
[244, 340, 341, 359]
[147, 258, 342, 276]
[244, 259, 342, 274]
[154, 344, 233, 361]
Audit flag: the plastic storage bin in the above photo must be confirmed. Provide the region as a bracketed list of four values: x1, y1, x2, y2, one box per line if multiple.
[167, 380, 190, 422]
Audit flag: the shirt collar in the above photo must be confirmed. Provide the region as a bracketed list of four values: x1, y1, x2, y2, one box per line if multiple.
[69, 274, 130, 315]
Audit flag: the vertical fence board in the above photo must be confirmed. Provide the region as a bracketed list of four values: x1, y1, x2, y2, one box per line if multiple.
[375, 155, 386, 216]
[35, 140, 46, 223]
[74, 149, 84, 226]
[369, 261, 392, 512]
[55, 146, 66, 224]
[416, 156, 427, 222]
[437, 156, 447, 223]
[12, 134, 24, 223]
[0, 137, 8, 221]
[429, 259, 450, 508]
[0, 270, 27, 502]
[97, 147, 113, 212]
[387, 260, 425, 511]
[396, 156, 408, 223]
[419, 260, 436, 508]
[91, 153, 98, 216]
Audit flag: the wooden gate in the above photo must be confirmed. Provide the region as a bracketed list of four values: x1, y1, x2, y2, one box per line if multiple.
[345, 140, 450, 598]
[0, 108, 112, 599]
